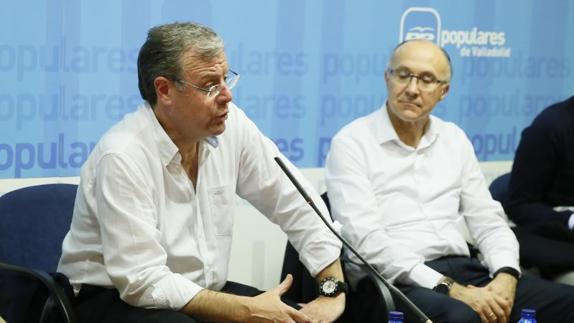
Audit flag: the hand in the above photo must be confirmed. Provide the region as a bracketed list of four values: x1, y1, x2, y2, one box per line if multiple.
[300, 293, 345, 323]
[449, 282, 512, 323]
[485, 273, 518, 320]
[244, 274, 316, 323]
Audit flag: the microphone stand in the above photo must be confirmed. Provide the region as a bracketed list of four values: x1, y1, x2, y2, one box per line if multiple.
[274, 157, 432, 323]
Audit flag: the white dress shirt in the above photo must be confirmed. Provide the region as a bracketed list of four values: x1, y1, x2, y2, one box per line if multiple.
[58, 102, 341, 310]
[325, 105, 520, 289]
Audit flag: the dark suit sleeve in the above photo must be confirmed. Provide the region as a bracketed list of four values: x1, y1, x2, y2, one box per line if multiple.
[505, 111, 572, 227]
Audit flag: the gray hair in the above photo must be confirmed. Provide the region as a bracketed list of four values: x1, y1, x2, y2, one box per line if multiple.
[137, 22, 225, 106]
[389, 39, 453, 82]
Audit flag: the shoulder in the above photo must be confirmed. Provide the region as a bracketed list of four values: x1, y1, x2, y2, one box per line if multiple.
[431, 115, 469, 143]
[88, 104, 160, 172]
[333, 111, 377, 143]
[533, 97, 574, 129]
[98, 104, 154, 152]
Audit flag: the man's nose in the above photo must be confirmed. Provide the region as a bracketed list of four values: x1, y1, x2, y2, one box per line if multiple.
[216, 83, 233, 103]
[405, 76, 421, 95]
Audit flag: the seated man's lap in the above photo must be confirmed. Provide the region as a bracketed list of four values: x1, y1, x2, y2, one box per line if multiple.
[74, 281, 290, 323]
[74, 286, 199, 323]
[397, 285, 480, 323]
[403, 257, 574, 323]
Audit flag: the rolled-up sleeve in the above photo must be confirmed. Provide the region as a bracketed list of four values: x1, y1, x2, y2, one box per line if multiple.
[234, 112, 342, 277]
[96, 153, 202, 309]
[457, 135, 521, 275]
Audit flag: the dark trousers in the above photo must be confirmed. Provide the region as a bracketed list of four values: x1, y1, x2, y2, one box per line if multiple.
[351, 256, 574, 323]
[74, 281, 300, 323]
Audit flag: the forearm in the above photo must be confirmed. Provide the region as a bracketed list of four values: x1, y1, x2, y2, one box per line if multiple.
[183, 276, 313, 323]
[314, 259, 346, 304]
[507, 202, 572, 226]
[181, 289, 249, 322]
[315, 258, 344, 283]
[301, 259, 346, 322]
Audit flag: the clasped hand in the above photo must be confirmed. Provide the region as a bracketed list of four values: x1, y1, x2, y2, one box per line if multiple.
[244, 274, 344, 323]
[451, 273, 518, 323]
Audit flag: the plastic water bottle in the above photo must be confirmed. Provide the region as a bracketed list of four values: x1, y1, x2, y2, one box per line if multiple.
[388, 311, 404, 323]
[517, 308, 537, 323]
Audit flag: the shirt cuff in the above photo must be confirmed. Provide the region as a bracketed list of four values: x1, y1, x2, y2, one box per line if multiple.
[407, 263, 444, 289]
[568, 213, 574, 230]
[487, 252, 521, 277]
[299, 232, 342, 277]
[139, 273, 203, 310]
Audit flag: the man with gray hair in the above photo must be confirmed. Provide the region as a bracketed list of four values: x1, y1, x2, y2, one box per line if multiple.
[326, 39, 574, 322]
[58, 22, 346, 323]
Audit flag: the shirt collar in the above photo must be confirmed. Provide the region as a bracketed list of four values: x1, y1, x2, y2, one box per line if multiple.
[144, 102, 220, 167]
[372, 103, 400, 144]
[373, 102, 440, 148]
[419, 116, 439, 149]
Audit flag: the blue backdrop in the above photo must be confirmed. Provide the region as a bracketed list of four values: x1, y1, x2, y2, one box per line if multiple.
[1, 0, 573, 178]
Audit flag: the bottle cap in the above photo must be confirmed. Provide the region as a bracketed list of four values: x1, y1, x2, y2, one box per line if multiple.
[389, 311, 404, 320]
[521, 308, 536, 318]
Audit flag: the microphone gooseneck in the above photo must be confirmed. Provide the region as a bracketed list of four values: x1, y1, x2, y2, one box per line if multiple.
[274, 156, 432, 323]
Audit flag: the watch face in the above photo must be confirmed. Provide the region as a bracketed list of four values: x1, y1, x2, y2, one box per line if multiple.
[320, 277, 344, 297]
[322, 280, 337, 294]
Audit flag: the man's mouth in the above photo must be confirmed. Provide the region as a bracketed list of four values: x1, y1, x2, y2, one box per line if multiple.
[399, 101, 421, 108]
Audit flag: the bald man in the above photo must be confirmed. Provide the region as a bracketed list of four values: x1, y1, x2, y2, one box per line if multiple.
[326, 40, 574, 323]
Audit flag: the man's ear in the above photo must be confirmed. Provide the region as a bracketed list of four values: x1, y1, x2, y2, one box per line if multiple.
[155, 76, 173, 105]
[439, 84, 450, 101]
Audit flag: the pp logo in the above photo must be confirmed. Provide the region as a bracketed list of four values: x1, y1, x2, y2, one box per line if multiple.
[400, 7, 442, 45]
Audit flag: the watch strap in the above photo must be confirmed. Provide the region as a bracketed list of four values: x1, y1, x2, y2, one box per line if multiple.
[494, 266, 521, 280]
[432, 276, 455, 295]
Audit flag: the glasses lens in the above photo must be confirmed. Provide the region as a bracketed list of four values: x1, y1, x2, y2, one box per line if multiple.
[203, 71, 240, 97]
[392, 69, 410, 84]
[419, 81, 440, 92]
[205, 85, 219, 98]
[390, 69, 440, 91]
[226, 72, 239, 90]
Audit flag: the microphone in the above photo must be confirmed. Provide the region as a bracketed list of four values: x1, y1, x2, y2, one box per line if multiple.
[274, 156, 432, 323]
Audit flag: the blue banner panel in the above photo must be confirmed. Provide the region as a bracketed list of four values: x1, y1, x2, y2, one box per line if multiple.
[1, 0, 573, 178]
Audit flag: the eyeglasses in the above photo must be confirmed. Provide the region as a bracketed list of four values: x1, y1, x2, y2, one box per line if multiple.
[178, 70, 240, 98]
[387, 68, 448, 92]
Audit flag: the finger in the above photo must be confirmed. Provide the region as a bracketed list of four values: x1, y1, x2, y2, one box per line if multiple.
[477, 310, 489, 323]
[485, 298, 505, 323]
[288, 307, 313, 323]
[272, 274, 294, 296]
[475, 302, 494, 322]
[492, 293, 512, 318]
[492, 293, 512, 319]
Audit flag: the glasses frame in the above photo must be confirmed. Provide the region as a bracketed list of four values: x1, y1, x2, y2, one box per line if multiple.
[178, 70, 240, 98]
[387, 68, 448, 92]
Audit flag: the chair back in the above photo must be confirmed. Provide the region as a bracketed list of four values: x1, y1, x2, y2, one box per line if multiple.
[0, 184, 77, 271]
[0, 184, 78, 323]
[489, 173, 511, 203]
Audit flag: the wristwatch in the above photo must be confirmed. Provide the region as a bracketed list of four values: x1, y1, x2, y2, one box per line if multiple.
[318, 277, 347, 297]
[494, 267, 521, 280]
[433, 276, 455, 295]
